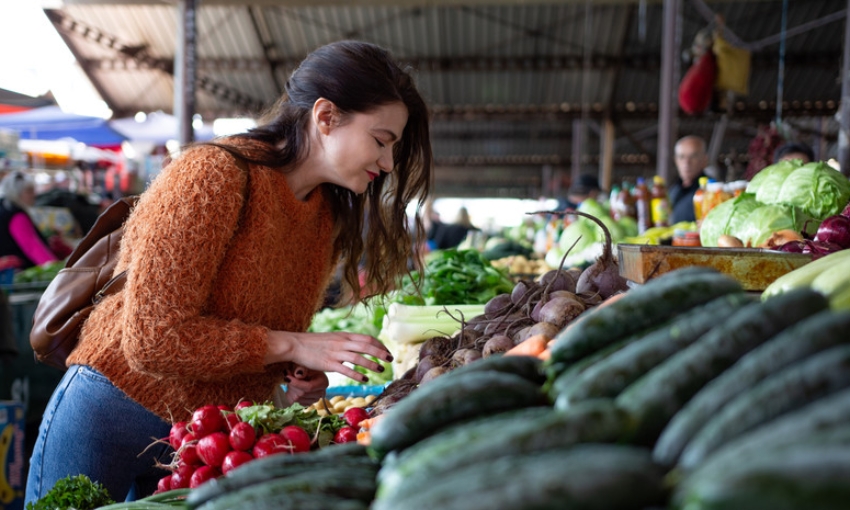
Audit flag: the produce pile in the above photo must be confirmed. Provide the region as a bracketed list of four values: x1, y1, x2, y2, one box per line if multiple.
[154, 400, 369, 493]
[700, 160, 850, 252]
[363, 267, 850, 509]
[371, 211, 631, 408]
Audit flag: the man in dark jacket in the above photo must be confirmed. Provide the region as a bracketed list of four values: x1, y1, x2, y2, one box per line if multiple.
[669, 135, 708, 224]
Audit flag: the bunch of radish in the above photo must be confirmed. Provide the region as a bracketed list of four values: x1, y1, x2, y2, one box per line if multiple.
[154, 401, 371, 493]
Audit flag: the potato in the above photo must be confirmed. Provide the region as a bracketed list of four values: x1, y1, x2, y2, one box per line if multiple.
[333, 401, 349, 413]
[329, 395, 344, 404]
[351, 397, 367, 407]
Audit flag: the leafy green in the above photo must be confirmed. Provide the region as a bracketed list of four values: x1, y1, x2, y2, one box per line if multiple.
[309, 303, 380, 337]
[391, 249, 514, 306]
[236, 402, 346, 448]
[699, 192, 814, 247]
[26, 474, 115, 510]
[748, 161, 850, 220]
[13, 260, 65, 284]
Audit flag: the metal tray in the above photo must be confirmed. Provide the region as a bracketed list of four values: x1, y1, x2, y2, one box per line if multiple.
[617, 244, 813, 291]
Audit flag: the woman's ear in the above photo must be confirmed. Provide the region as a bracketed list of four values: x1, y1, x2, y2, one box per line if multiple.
[313, 98, 338, 136]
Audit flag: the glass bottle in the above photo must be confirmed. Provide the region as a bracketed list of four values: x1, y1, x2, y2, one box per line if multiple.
[650, 175, 671, 228]
[634, 177, 652, 234]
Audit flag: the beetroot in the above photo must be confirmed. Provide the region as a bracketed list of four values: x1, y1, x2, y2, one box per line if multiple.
[565, 210, 630, 299]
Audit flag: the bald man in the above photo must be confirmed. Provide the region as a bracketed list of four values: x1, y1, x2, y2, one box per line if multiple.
[669, 135, 709, 223]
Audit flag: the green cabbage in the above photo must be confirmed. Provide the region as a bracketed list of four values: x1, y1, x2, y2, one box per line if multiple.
[733, 203, 811, 247]
[748, 161, 850, 220]
[699, 191, 814, 247]
[699, 193, 761, 247]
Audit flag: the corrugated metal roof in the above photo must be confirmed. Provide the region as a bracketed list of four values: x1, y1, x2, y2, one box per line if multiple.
[43, 0, 849, 197]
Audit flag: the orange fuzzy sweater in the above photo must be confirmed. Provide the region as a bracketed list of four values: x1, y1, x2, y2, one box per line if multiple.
[68, 140, 337, 421]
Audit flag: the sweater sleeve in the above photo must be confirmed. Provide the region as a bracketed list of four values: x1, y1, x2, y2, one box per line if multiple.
[118, 145, 271, 381]
[8, 213, 58, 266]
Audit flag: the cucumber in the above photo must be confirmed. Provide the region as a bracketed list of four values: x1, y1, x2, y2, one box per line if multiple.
[559, 293, 753, 407]
[548, 269, 743, 366]
[678, 344, 850, 470]
[195, 468, 376, 510]
[186, 453, 377, 508]
[378, 400, 636, 502]
[615, 287, 829, 445]
[700, 387, 850, 469]
[450, 353, 546, 384]
[380, 405, 555, 474]
[654, 310, 850, 466]
[368, 371, 548, 458]
[547, 334, 637, 404]
[373, 444, 667, 510]
[671, 442, 850, 510]
[761, 247, 850, 299]
[671, 388, 850, 494]
[197, 489, 369, 510]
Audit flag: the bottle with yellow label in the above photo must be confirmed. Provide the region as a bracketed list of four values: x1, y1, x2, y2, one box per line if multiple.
[693, 176, 709, 222]
[650, 175, 671, 228]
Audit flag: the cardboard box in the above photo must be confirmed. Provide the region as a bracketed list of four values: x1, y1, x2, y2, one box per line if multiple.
[0, 401, 25, 510]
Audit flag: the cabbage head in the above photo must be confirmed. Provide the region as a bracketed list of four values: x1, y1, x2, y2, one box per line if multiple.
[748, 161, 850, 220]
[699, 191, 815, 247]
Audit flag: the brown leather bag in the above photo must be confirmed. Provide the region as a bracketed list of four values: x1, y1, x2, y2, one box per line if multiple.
[29, 196, 138, 370]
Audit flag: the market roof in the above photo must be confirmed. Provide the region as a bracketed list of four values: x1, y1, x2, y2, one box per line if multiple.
[46, 0, 847, 197]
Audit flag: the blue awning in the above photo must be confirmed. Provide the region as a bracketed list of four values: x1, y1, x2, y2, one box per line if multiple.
[0, 106, 126, 147]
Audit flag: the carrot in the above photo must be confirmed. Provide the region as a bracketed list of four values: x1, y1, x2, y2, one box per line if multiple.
[505, 334, 549, 357]
[537, 348, 551, 361]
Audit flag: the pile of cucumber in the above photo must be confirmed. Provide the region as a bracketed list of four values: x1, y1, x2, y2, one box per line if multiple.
[126, 266, 849, 509]
[366, 267, 850, 510]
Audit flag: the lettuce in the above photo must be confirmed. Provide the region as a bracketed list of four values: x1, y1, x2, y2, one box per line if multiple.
[748, 161, 850, 220]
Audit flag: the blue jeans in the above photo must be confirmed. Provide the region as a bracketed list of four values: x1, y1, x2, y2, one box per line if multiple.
[25, 365, 173, 505]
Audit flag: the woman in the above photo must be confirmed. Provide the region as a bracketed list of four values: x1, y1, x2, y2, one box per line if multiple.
[26, 40, 432, 503]
[0, 171, 60, 269]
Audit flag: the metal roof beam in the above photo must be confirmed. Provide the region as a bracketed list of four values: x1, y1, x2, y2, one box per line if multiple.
[78, 51, 839, 73]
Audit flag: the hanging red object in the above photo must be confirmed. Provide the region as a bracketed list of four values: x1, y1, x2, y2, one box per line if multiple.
[678, 51, 717, 115]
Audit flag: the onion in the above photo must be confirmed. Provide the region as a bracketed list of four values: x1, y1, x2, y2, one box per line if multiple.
[814, 214, 850, 249]
[777, 240, 806, 253]
[802, 239, 843, 260]
[842, 201, 850, 218]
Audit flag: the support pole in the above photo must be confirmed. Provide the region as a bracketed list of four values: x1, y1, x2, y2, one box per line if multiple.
[174, 0, 197, 146]
[600, 118, 615, 190]
[840, 0, 850, 175]
[572, 118, 585, 181]
[657, 0, 681, 182]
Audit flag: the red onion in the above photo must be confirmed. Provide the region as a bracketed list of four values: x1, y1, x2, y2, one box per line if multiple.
[777, 240, 806, 253]
[814, 214, 850, 249]
[842, 201, 850, 218]
[802, 239, 843, 260]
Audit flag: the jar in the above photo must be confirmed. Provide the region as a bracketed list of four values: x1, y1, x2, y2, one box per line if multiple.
[672, 230, 702, 247]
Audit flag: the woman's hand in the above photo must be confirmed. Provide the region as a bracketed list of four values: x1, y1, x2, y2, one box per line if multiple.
[266, 331, 393, 383]
[281, 368, 329, 406]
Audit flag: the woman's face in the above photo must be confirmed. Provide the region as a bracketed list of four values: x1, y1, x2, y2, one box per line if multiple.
[318, 101, 409, 194]
[18, 185, 36, 207]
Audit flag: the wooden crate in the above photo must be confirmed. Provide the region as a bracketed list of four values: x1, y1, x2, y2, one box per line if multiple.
[617, 244, 812, 291]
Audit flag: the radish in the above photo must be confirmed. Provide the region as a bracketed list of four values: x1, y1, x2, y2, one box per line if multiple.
[234, 400, 254, 411]
[179, 433, 202, 466]
[190, 405, 227, 438]
[280, 425, 311, 453]
[221, 450, 254, 475]
[224, 412, 240, 430]
[342, 408, 370, 429]
[170, 463, 195, 489]
[229, 421, 257, 451]
[169, 421, 190, 450]
[155, 475, 171, 494]
[253, 433, 292, 458]
[333, 427, 358, 444]
[189, 465, 221, 488]
[197, 432, 231, 467]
